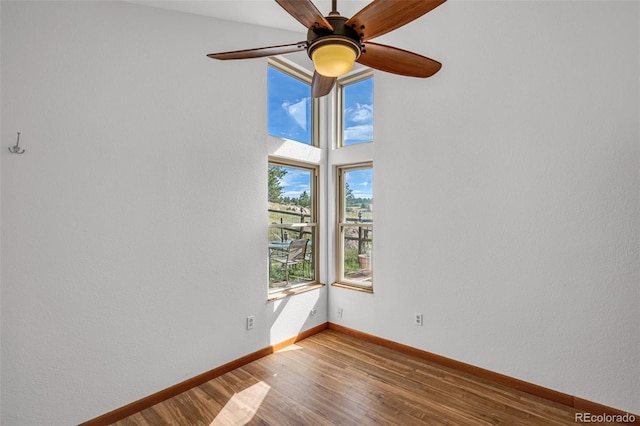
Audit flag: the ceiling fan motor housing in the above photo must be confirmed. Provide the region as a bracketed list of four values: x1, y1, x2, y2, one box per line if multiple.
[306, 15, 362, 62]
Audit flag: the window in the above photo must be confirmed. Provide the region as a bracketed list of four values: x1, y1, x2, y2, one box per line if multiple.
[336, 163, 373, 290]
[338, 71, 374, 147]
[266, 60, 374, 297]
[267, 62, 314, 145]
[268, 160, 318, 294]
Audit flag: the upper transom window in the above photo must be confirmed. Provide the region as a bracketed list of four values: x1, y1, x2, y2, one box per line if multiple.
[267, 63, 313, 145]
[339, 71, 374, 147]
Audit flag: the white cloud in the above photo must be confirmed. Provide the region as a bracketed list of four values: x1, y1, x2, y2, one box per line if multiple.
[282, 98, 310, 131]
[346, 103, 373, 123]
[344, 124, 373, 142]
[352, 189, 373, 199]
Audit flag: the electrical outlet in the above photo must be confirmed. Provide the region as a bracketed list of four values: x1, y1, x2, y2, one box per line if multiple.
[337, 307, 343, 318]
[310, 308, 317, 316]
[414, 313, 423, 326]
[246, 315, 255, 330]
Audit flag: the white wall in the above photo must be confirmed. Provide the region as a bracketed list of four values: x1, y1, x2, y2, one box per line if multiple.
[1, 1, 638, 425]
[0, 2, 326, 425]
[330, 0, 640, 415]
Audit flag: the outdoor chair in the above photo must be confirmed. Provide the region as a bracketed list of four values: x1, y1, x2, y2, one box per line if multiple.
[273, 238, 308, 282]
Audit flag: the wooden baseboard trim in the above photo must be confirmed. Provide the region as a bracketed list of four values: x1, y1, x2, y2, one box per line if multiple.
[79, 322, 328, 426]
[327, 323, 638, 425]
[81, 322, 637, 425]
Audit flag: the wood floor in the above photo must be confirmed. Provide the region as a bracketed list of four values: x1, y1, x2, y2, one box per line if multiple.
[112, 330, 617, 425]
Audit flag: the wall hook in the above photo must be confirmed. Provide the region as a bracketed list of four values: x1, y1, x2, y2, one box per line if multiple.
[9, 132, 25, 154]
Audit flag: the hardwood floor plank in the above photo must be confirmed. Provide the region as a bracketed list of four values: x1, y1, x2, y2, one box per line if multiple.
[112, 413, 150, 426]
[299, 335, 498, 424]
[112, 330, 628, 425]
[239, 358, 368, 424]
[305, 331, 581, 425]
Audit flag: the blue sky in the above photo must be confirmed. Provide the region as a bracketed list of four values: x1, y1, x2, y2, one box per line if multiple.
[267, 66, 373, 147]
[345, 168, 373, 199]
[275, 165, 373, 200]
[343, 77, 374, 146]
[279, 166, 311, 200]
[268, 66, 373, 200]
[267, 67, 312, 144]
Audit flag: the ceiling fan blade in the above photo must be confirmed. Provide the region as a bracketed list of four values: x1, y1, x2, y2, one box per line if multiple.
[346, 0, 446, 41]
[357, 42, 442, 78]
[207, 42, 307, 60]
[312, 72, 337, 98]
[275, 0, 333, 30]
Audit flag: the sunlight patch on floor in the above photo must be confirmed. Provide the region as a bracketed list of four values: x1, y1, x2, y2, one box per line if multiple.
[276, 343, 303, 353]
[210, 381, 271, 426]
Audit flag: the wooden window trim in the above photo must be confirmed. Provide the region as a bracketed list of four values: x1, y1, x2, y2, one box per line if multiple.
[335, 162, 373, 291]
[268, 159, 320, 298]
[268, 57, 319, 147]
[336, 68, 374, 148]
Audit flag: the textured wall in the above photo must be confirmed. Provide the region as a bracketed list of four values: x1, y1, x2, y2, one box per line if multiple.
[1, 1, 638, 424]
[330, 0, 640, 415]
[0, 2, 326, 425]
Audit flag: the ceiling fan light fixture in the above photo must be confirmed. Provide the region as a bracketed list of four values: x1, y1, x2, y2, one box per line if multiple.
[311, 42, 357, 77]
[207, 0, 447, 97]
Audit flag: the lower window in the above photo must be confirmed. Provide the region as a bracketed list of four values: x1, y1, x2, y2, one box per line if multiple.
[268, 161, 317, 294]
[336, 163, 373, 290]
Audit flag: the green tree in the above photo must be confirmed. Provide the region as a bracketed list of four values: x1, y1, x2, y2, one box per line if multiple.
[345, 182, 356, 207]
[299, 191, 310, 208]
[268, 166, 287, 203]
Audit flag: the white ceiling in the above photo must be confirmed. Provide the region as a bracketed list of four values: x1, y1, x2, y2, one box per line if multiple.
[128, 0, 372, 33]
[127, 0, 447, 71]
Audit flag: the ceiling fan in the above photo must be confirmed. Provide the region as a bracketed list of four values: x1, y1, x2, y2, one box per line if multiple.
[207, 0, 446, 98]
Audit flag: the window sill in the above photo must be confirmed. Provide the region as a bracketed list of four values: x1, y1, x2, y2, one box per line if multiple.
[331, 282, 374, 294]
[268, 283, 326, 301]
